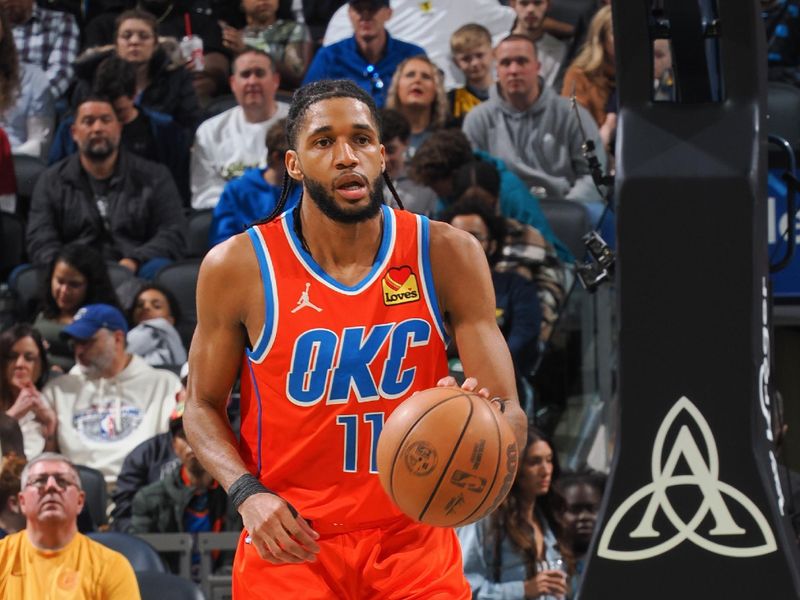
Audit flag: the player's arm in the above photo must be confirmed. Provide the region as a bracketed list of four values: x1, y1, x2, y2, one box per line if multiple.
[184, 236, 254, 489]
[183, 235, 319, 564]
[429, 221, 528, 454]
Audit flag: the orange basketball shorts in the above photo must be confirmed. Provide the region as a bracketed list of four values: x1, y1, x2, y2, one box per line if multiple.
[232, 515, 471, 599]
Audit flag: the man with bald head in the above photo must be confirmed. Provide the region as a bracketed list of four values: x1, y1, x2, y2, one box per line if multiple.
[0, 452, 140, 598]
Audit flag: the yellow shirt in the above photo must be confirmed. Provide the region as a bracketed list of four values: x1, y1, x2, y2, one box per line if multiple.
[0, 530, 141, 600]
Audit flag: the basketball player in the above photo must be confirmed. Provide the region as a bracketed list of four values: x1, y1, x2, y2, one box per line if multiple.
[184, 79, 528, 598]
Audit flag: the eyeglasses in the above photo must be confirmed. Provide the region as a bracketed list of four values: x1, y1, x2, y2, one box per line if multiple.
[363, 64, 384, 94]
[25, 474, 80, 492]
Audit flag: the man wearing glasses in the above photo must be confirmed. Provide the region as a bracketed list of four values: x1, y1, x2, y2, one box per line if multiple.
[302, 0, 426, 107]
[0, 452, 140, 598]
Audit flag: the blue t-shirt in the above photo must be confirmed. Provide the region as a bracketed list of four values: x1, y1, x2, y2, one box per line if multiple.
[302, 33, 426, 107]
[209, 167, 301, 247]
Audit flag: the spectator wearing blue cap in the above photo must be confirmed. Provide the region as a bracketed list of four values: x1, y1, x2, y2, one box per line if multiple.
[302, 0, 426, 107]
[41, 304, 181, 484]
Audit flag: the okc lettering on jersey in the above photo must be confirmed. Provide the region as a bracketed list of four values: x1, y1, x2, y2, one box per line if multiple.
[287, 318, 432, 405]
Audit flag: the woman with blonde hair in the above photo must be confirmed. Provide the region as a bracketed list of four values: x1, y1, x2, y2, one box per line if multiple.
[386, 55, 452, 156]
[561, 5, 616, 148]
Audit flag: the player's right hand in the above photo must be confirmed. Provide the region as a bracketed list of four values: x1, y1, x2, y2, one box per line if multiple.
[436, 376, 490, 399]
[239, 492, 321, 564]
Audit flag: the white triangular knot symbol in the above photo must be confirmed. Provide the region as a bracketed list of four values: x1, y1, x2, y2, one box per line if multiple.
[598, 396, 777, 560]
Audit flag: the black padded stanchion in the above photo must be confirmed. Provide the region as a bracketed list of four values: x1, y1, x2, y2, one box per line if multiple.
[579, 1, 800, 598]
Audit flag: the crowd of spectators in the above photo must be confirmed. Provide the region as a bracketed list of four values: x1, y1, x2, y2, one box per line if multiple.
[1, 0, 790, 596]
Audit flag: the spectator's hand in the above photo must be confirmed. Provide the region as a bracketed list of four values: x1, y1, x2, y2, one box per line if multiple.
[6, 383, 40, 421]
[119, 258, 139, 273]
[30, 390, 57, 439]
[524, 569, 568, 598]
[238, 492, 320, 564]
[219, 21, 245, 54]
[184, 55, 203, 72]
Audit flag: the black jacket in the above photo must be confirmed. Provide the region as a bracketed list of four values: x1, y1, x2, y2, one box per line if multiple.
[26, 149, 187, 265]
[110, 432, 179, 533]
[72, 45, 200, 131]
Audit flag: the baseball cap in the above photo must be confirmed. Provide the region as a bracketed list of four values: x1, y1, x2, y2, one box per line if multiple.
[349, 0, 390, 8]
[60, 304, 129, 340]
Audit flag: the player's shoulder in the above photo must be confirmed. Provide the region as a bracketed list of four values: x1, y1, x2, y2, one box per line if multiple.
[428, 219, 486, 265]
[429, 218, 481, 249]
[200, 228, 260, 283]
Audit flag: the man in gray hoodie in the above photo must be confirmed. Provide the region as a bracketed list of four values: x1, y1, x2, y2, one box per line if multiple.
[462, 34, 605, 203]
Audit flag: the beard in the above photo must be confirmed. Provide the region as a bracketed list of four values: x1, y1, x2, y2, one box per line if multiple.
[78, 357, 111, 379]
[80, 137, 118, 162]
[77, 334, 116, 378]
[304, 174, 384, 224]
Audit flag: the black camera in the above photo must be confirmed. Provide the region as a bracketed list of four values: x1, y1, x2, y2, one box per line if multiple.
[577, 231, 615, 292]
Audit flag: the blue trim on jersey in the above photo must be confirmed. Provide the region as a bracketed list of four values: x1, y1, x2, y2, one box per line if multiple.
[247, 359, 264, 476]
[284, 204, 395, 293]
[245, 227, 276, 361]
[419, 215, 449, 345]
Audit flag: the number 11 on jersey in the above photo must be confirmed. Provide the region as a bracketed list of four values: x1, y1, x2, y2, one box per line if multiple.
[337, 412, 385, 473]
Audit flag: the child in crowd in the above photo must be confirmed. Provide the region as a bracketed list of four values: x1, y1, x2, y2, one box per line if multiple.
[448, 24, 495, 126]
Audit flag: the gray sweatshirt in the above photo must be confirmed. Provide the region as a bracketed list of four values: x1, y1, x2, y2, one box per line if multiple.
[462, 83, 605, 203]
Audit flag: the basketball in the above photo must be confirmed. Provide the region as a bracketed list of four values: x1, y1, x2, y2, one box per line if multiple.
[376, 387, 519, 527]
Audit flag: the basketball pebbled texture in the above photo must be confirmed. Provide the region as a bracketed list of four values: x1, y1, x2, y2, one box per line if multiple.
[376, 387, 519, 527]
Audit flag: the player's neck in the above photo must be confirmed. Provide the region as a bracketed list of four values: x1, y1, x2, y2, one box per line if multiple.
[298, 200, 384, 286]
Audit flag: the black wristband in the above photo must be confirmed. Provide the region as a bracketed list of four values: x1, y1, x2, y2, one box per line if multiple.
[228, 473, 298, 517]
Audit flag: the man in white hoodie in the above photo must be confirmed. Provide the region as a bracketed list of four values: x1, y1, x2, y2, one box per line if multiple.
[462, 34, 604, 203]
[190, 48, 289, 210]
[43, 304, 179, 483]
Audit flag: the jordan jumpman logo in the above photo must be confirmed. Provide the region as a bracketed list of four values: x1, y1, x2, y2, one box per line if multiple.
[291, 282, 322, 313]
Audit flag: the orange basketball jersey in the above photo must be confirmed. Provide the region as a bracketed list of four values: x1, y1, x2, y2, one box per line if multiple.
[240, 205, 449, 531]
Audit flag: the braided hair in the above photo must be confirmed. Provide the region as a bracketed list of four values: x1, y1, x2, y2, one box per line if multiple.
[259, 79, 405, 225]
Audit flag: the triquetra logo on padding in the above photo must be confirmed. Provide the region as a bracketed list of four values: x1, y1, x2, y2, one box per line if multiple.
[598, 396, 777, 561]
